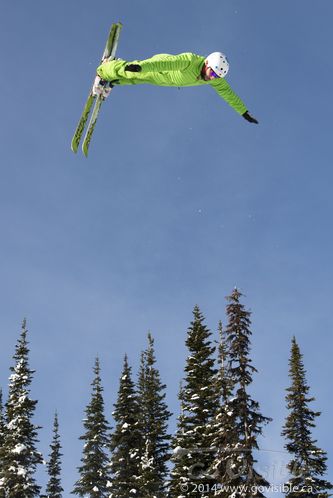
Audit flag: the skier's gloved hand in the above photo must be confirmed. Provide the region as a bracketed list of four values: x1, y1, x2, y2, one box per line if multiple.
[242, 111, 258, 124]
[124, 64, 142, 72]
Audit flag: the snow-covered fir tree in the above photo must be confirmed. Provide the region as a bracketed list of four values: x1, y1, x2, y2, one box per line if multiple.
[137, 333, 172, 497]
[45, 412, 63, 498]
[213, 289, 271, 497]
[0, 320, 43, 498]
[169, 306, 219, 498]
[0, 389, 6, 498]
[216, 321, 233, 403]
[209, 320, 236, 495]
[281, 337, 332, 497]
[72, 357, 111, 497]
[109, 355, 142, 498]
[0, 388, 5, 453]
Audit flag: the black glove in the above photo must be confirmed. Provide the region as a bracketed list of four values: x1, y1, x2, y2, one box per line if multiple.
[124, 64, 142, 72]
[242, 111, 258, 124]
[100, 79, 114, 88]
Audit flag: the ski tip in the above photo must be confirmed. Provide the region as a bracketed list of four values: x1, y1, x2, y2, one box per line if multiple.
[82, 144, 89, 157]
[71, 142, 78, 154]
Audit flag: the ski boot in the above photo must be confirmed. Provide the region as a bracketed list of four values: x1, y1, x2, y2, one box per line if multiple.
[92, 75, 112, 99]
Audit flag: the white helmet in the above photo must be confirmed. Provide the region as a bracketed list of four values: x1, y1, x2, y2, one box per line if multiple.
[205, 52, 229, 78]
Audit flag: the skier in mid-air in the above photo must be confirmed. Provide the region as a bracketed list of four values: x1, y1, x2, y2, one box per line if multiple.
[93, 52, 258, 124]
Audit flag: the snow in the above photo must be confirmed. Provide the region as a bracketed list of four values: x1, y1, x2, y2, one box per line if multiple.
[12, 443, 26, 454]
[142, 458, 154, 470]
[7, 418, 18, 430]
[17, 467, 27, 477]
[93, 485, 99, 492]
[173, 446, 186, 457]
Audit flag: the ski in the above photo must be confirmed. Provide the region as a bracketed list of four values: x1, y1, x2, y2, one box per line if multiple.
[82, 97, 103, 157]
[71, 22, 122, 156]
[71, 95, 95, 153]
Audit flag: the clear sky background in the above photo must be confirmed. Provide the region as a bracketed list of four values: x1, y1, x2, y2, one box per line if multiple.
[1, 1, 332, 496]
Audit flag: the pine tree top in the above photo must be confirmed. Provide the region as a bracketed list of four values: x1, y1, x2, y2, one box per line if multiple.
[72, 357, 111, 497]
[79, 356, 110, 442]
[9, 320, 35, 389]
[49, 412, 62, 458]
[111, 354, 141, 438]
[46, 412, 63, 498]
[225, 288, 257, 386]
[109, 355, 142, 498]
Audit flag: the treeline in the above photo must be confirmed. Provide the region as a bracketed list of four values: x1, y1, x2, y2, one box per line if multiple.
[0, 289, 331, 497]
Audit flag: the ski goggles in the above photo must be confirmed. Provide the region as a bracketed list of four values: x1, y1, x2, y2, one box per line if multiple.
[209, 67, 220, 78]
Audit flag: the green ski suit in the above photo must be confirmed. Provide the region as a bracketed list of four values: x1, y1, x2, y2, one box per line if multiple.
[97, 53, 248, 116]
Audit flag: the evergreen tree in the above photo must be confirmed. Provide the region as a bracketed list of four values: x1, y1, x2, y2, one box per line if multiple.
[213, 289, 271, 497]
[109, 355, 142, 497]
[46, 412, 63, 498]
[169, 306, 219, 498]
[0, 319, 43, 498]
[0, 389, 6, 498]
[137, 333, 172, 497]
[209, 321, 236, 495]
[281, 337, 332, 497]
[216, 321, 233, 403]
[72, 357, 111, 497]
[0, 389, 5, 454]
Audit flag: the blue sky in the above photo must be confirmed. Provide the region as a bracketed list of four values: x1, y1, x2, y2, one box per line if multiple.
[1, 0, 333, 495]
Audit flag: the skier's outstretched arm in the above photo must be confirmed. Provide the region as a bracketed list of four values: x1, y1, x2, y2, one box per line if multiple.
[212, 79, 258, 123]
